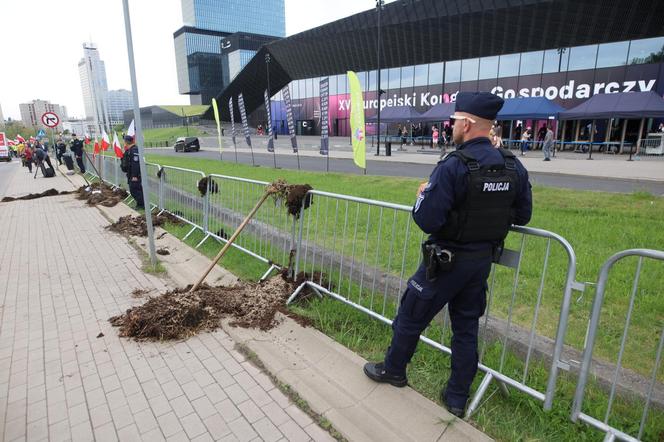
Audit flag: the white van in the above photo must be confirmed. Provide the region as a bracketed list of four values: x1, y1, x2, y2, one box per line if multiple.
[0, 133, 11, 162]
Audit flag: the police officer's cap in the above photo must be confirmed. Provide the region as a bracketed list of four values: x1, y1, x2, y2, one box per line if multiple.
[455, 92, 504, 120]
[124, 135, 134, 143]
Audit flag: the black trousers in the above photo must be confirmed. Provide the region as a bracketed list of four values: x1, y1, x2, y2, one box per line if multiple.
[129, 179, 144, 208]
[75, 155, 85, 173]
[384, 255, 492, 409]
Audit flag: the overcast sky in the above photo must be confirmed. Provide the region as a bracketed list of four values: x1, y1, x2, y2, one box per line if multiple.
[0, 0, 373, 121]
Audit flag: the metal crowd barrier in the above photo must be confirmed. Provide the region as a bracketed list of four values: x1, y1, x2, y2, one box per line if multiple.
[157, 166, 205, 239]
[287, 189, 582, 417]
[572, 249, 664, 442]
[638, 138, 664, 157]
[199, 174, 295, 279]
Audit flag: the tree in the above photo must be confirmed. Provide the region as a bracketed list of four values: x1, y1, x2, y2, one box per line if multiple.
[3, 121, 36, 140]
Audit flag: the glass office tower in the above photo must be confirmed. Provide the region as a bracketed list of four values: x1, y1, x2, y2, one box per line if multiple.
[174, 0, 285, 104]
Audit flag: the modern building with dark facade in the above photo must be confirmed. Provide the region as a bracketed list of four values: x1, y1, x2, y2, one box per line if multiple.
[174, 0, 285, 105]
[208, 0, 664, 142]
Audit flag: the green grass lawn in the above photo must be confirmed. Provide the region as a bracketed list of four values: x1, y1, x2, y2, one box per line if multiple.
[142, 126, 205, 144]
[140, 154, 664, 440]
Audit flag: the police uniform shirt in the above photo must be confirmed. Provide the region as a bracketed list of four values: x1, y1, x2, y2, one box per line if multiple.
[128, 145, 141, 179]
[413, 136, 532, 251]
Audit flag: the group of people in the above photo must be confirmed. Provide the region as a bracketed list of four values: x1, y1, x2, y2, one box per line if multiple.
[16, 134, 88, 177]
[512, 123, 555, 160]
[396, 123, 454, 150]
[15, 139, 56, 176]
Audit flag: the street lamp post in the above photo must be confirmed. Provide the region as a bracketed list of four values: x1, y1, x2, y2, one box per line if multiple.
[265, 52, 277, 168]
[375, 0, 385, 156]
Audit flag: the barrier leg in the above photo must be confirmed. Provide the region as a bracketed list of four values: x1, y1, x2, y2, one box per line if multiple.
[195, 233, 211, 249]
[183, 226, 197, 241]
[465, 373, 494, 419]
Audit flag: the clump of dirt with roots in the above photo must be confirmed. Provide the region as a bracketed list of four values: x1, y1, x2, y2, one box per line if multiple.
[106, 212, 183, 237]
[109, 179, 321, 340]
[77, 182, 128, 207]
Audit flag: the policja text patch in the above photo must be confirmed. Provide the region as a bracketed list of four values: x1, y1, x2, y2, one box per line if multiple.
[482, 182, 510, 192]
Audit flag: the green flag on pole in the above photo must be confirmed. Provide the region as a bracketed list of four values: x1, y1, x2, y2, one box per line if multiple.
[347, 71, 366, 170]
[211, 98, 222, 159]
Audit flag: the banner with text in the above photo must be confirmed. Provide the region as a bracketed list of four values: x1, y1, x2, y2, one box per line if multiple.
[264, 89, 274, 153]
[238, 93, 252, 147]
[281, 85, 298, 152]
[319, 78, 329, 156]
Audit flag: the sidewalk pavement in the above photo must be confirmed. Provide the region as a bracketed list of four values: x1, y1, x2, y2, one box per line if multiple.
[1, 162, 492, 441]
[195, 135, 664, 182]
[0, 163, 336, 442]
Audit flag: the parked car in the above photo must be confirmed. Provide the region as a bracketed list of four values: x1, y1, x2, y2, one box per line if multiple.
[174, 137, 200, 152]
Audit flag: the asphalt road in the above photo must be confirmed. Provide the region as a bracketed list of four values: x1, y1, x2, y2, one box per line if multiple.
[146, 148, 664, 195]
[0, 159, 19, 199]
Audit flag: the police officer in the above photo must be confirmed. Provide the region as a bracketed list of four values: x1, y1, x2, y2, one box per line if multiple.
[69, 134, 86, 173]
[55, 137, 67, 165]
[122, 135, 144, 209]
[363, 92, 532, 418]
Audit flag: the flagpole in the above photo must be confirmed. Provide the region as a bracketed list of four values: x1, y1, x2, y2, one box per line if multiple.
[122, 0, 157, 267]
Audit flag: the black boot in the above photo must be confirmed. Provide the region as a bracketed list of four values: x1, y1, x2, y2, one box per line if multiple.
[363, 362, 407, 387]
[440, 388, 465, 418]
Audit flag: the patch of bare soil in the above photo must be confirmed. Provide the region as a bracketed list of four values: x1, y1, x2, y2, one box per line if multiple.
[156, 248, 170, 255]
[1, 188, 73, 202]
[106, 213, 183, 237]
[76, 182, 128, 207]
[109, 275, 308, 340]
[131, 288, 150, 298]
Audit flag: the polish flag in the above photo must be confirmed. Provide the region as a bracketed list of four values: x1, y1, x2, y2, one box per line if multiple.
[7, 140, 15, 146]
[29, 136, 35, 142]
[101, 130, 111, 151]
[16, 134, 25, 143]
[127, 119, 135, 141]
[84, 133, 91, 145]
[112, 132, 123, 158]
[93, 137, 100, 158]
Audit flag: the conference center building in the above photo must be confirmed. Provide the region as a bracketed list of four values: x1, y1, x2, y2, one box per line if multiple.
[207, 0, 664, 143]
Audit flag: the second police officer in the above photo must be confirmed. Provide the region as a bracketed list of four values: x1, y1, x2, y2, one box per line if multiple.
[120, 134, 144, 209]
[69, 134, 86, 173]
[364, 92, 532, 418]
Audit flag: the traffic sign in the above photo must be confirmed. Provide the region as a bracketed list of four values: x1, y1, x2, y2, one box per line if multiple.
[36, 129, 46, 138]
[41, 111, 60, 128]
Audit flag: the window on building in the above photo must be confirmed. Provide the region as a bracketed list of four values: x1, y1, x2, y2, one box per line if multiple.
[290, 81, 299, 99]
[542, 48, 568, 73]
[388, 67, 401, 89]
[628, 37, 664, 65]
[413, 64, 428, 86]
[428, 62, 444, 85]
[368, 70, 377, 91]
[520, 51, 543, 76]
[596, 41, 630, 68]
[498, 53, 520, 78]
[312, 77, 320, 97]
[338, 74, 348, 94]
[401, 66, 415, 89]
[445, 60, 461, 83]
[478, 56, 499, 80]
[380, 68, 388, 91]
[329, 76, 338, 95]
[305, 78, 313, 98]
[568, 44, 598, 71]
[461, 58, 479, 82]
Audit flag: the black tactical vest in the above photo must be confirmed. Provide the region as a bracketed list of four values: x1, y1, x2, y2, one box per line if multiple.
[438, 148, 519, 243]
